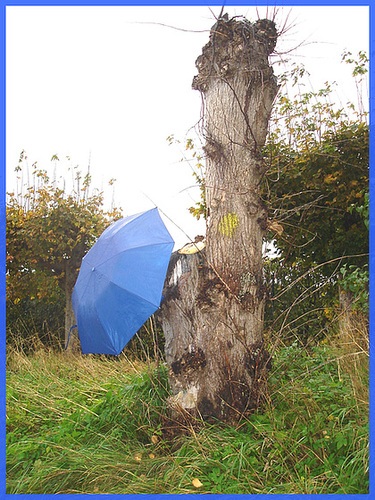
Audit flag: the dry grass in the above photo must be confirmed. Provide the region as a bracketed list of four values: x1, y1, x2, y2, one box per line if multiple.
[6, 311, 369, 495]
[333, 309, 369, 410]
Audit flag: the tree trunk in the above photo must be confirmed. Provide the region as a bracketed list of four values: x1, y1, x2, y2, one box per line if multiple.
[64, 262, 80, 352]
[160, 16, 278, 424]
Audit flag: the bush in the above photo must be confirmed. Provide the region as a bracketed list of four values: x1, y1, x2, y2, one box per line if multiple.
[7, 296, 65, 351]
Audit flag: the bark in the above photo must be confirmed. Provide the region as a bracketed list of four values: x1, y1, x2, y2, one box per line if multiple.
[160, 16, 278, 424]
[64, 262, 80, 352]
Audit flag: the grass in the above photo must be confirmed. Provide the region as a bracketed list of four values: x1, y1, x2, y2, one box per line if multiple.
[6, 323, 369, 494]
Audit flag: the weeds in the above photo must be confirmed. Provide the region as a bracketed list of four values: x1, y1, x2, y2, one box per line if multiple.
[6, 316, 369, 494]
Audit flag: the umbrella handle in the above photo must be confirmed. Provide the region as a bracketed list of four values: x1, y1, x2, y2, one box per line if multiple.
[65, 324, 78, 351]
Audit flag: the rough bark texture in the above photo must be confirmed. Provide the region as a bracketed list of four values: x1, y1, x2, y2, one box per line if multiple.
[160, 16, 278, 424]
[64, 263, 80, 352]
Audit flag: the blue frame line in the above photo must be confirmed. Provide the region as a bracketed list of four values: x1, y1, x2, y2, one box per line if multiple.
[0, 1, 5, 499]
[1, 1, 372, 499]
[368, 1, 374, 498]
[1, 0, 373, 5]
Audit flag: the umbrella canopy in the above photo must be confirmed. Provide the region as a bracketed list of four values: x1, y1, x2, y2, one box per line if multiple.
[72, 207, 174, 355]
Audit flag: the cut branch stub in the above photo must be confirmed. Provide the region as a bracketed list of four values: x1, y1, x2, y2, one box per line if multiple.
[192, 17, 277, 96]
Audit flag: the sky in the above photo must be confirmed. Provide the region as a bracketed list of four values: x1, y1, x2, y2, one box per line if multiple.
[6, 4, 369, 250]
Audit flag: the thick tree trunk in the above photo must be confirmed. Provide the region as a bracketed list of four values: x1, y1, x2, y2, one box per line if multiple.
[160, 16, 278, 424]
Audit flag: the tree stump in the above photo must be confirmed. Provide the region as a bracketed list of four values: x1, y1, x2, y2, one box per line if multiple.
[160, 16, 278, 425]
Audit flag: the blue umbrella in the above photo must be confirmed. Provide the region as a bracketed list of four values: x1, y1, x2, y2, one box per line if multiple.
[72, 207, 174, 355]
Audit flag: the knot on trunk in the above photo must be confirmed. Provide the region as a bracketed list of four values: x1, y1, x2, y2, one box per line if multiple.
[192, 17, 277, 92]
[171, 345, 207, 375]
[253, 18, 278, 54]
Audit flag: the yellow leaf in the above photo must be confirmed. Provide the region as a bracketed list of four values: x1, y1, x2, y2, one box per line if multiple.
[192, 478, 203, 488]
[14, 298, 20, 305]
[268, 221, 283, 236]
[134, 453, 142, 462]
[151, 435, 159, 444]
[148, 453, 155, 459]
[324, 174, 337, 184]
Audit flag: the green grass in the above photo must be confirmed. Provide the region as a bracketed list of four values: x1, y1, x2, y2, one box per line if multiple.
[6, 341, 368, 494]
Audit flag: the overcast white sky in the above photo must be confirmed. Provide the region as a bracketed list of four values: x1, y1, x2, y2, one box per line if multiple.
[6, 5, 369, 249]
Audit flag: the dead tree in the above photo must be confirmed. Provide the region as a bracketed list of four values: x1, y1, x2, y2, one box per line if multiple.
[160, 16, 279, 424]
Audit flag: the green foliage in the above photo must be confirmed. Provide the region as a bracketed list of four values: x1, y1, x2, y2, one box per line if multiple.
[262, 55, 368, 341]
[264, 120, 369, 271]
[337, 189, 369, 315]
[6, 338, 368, 494]
[7, 165, 120, 302]
[349, 190, 369, 230]
[6, 152, 122, 343]
[167, 135, 207, 220]
[189, 170, 206, 221]
[342, 50, 369, 78]
[339, 264, 369, 314]
[264, 54, 368, 268]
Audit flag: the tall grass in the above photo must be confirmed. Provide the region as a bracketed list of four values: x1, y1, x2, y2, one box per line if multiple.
[335, 308, 369, 410]
[6, 315, 369, 494]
